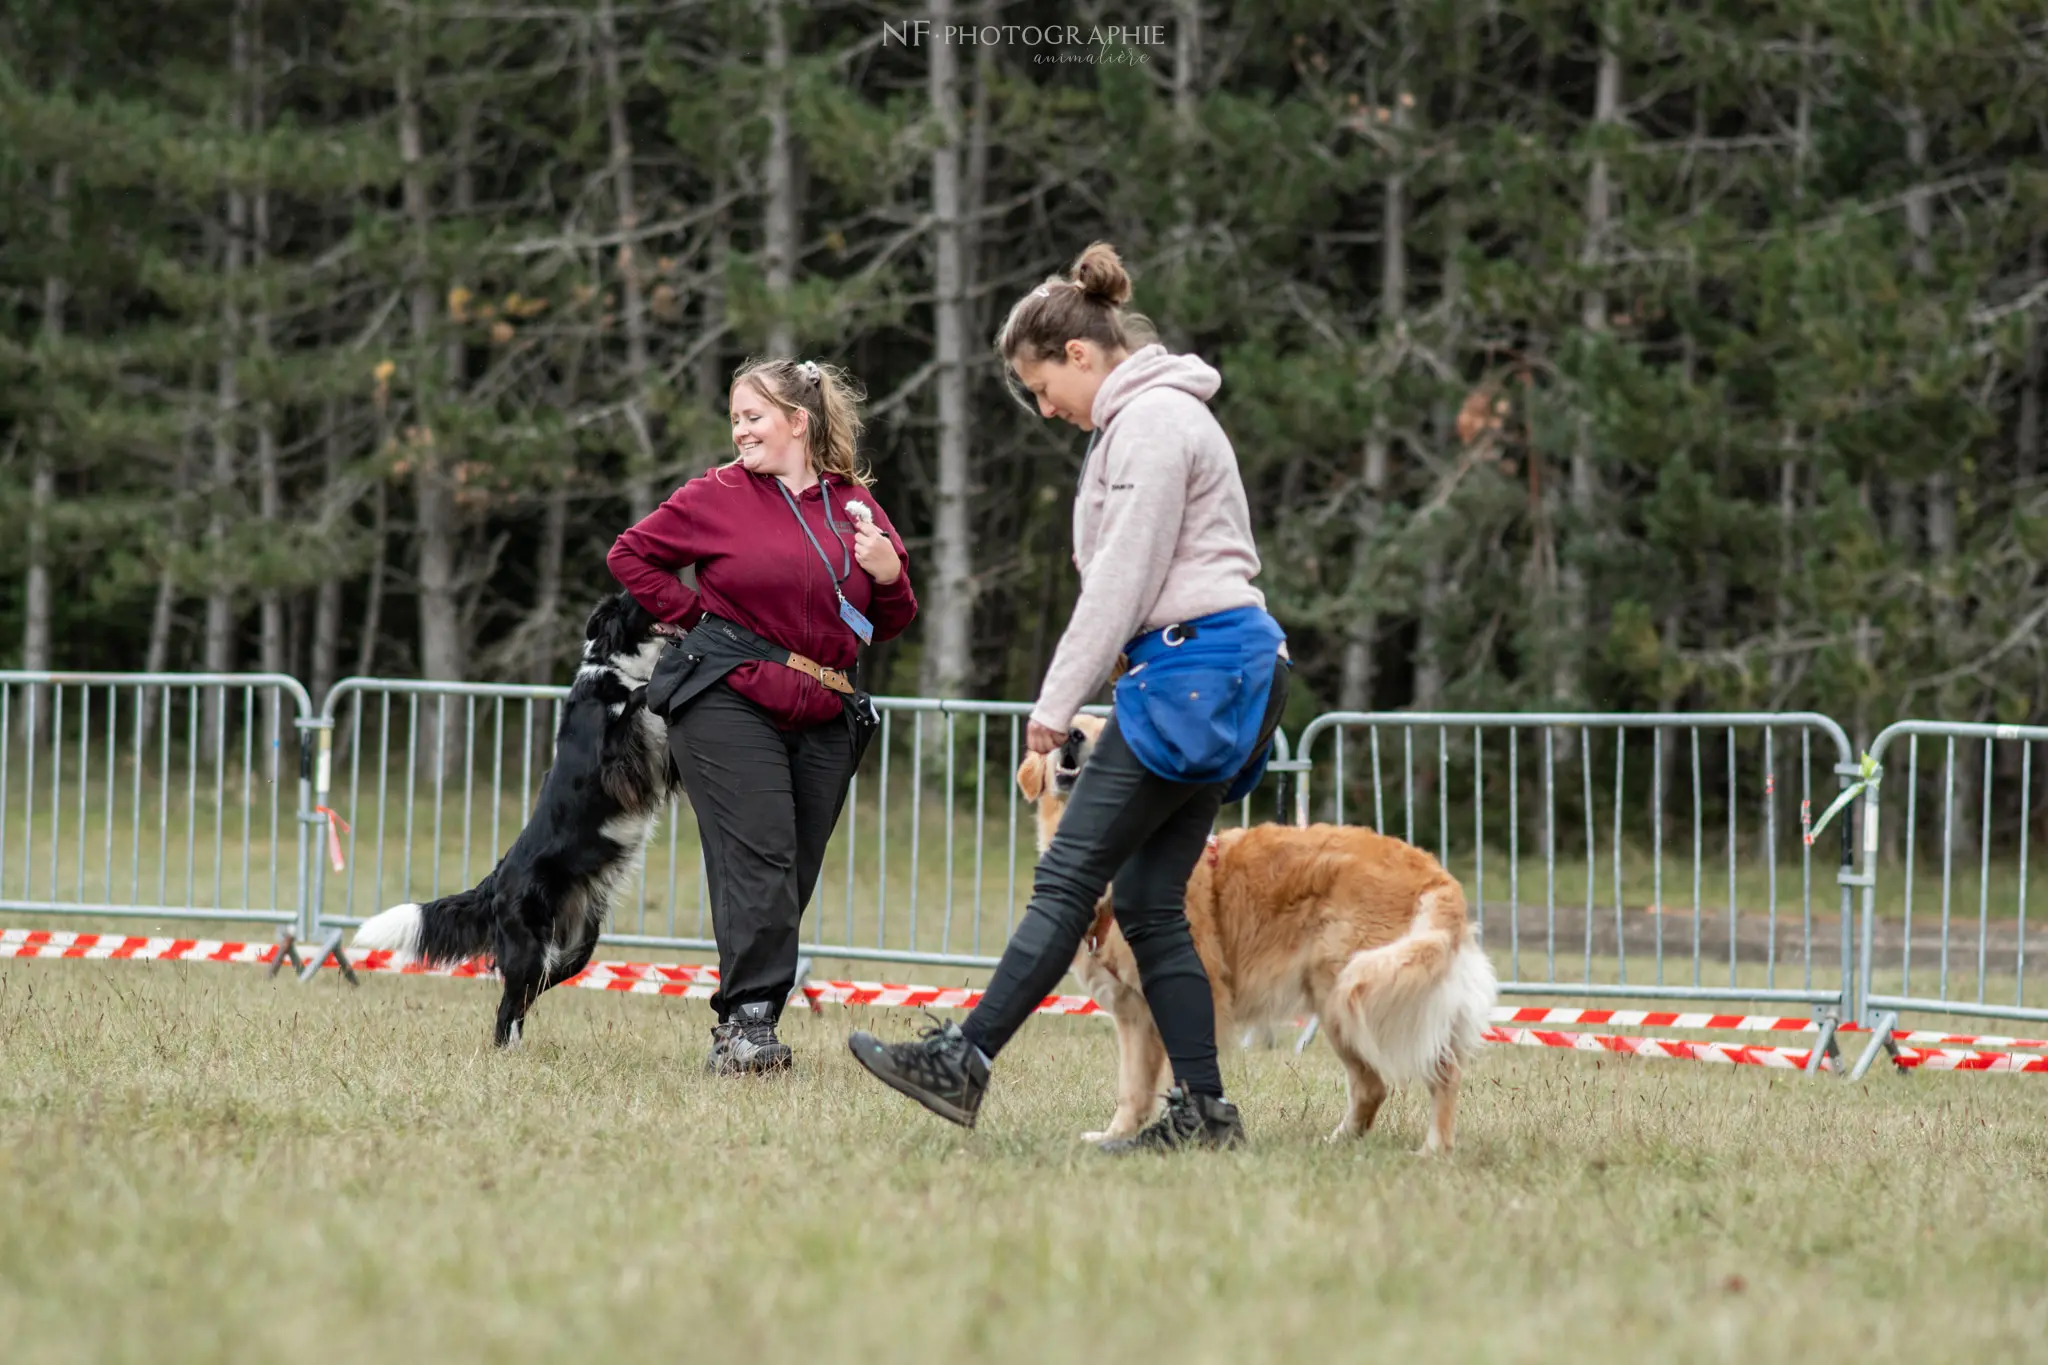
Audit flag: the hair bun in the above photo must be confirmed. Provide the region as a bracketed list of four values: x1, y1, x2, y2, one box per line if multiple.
[1068, 241, 1132, 308]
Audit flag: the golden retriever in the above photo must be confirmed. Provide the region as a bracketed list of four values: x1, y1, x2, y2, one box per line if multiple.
[1020, 715, 1496, 1153]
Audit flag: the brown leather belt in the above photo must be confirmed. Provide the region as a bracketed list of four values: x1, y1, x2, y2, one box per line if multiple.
[784, 651, 854, 696]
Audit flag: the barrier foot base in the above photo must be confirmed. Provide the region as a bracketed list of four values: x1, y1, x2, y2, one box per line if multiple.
[296, 929, 359, 987]
[1806, 1011, 1842, 1076]
[267, 929, 305, 980]
[1294, 1016, 1321, 1054]
[1848, 1011, 1901, 1081]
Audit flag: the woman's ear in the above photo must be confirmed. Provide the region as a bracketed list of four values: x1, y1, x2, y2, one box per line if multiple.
[1066, 338, 1089, 369]
[1016, 752, 1045, 803]
[789, 408, 809, 440]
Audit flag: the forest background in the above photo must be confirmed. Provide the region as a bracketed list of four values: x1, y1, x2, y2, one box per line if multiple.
[3, 1, 2045, 827]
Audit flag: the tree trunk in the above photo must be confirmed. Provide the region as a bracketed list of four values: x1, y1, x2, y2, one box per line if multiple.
[1901, 47, 1969, 853]
[920, 0, 974, 699]
[22, 157, 68, 743]
[1027, 532, 1062, 696]
[1417, 15, 1468, 716]
[355, 477, 388, 680]
[1159, 0, 1203, 349]
[140, 365, 203, 755]
[251, 10, 285, 776]
[599, 0, 658, 517]
[1338, 47, 1408, 715]
[1771, 24, 1816, 702]
[1560, 17, 1620, 718]
[205, 3, 251, 763]
[761, 0, 796, 357]
[1875, 40, 1925, 855]
[2022, 233, 2043, 485]
[691, 137, 733, 417]
[964, 0, 997, 339]
[398, 23, 463, 781]
[1853, 477, 1877, 757]
[530, 482, 570, 684]
[1172, 0, 1202, 218]
[310, 398, 345, 706]
[1657, 610, 1682, 845]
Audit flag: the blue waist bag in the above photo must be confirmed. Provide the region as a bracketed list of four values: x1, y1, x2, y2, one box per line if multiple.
[1112, 605, 1289, 804]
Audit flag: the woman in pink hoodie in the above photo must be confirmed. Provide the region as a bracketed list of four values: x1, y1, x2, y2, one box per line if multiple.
[610, 358, 917, 1075]
[850, 244, 1290, 1151]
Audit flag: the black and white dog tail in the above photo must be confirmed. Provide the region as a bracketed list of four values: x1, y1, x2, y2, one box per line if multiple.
[352, 876, 499, 969]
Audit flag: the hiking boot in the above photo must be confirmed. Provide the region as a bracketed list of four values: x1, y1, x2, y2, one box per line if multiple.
[1096, 1086, 1244, 1155]
[847, 1017, 990, 1128]
[707, 1001, 792, 1075]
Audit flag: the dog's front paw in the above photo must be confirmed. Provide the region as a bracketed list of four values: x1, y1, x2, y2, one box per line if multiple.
[1082, 1119, 1139, 1143]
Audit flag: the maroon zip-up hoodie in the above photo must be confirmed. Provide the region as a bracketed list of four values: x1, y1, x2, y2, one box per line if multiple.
[607, 466, 917, 730]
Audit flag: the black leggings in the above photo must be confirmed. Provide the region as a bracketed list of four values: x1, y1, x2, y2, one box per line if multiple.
[667, 682, 856, 1022]
[960, 659, 1290, 1098]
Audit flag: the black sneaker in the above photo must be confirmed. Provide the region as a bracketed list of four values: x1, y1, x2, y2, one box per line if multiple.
[847, 1016, 990, 1128]
[1096, 1086, 1244, 1154]
[708, 1001, 792, 1075]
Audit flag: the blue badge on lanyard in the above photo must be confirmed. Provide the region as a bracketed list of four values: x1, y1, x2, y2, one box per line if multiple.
[839, 596, 875, 645]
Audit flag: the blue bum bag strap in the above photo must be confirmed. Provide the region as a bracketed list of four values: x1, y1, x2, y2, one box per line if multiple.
[1123, 605, 1269, 670]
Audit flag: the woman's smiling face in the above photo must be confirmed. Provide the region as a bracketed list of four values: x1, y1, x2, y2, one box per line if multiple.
[730, 379, 809, 478]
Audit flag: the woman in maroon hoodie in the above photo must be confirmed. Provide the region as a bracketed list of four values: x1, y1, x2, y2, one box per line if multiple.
[608, 358, 916, 1075]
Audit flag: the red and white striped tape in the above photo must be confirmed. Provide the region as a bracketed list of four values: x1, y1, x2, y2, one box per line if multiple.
[1483, 1025, 1831, 1071]
[343, 945, 1108, 1013]
[0, 930, 1104, 1015]
[0, 928, 277, 965]
[1491, 1006, 1834, 1034]
[1477, 1008, 2048, 1051]
[1888, 1046, 2048, 1073]
[1887, 1029, 2048, 1051]
[13, 929, 2048, 1068]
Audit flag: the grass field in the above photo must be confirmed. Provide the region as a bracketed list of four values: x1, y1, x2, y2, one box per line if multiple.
[5, 955, 2048, 1365]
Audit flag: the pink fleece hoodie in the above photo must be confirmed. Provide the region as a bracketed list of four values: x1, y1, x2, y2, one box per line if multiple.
[1031, 344, 1267, 733]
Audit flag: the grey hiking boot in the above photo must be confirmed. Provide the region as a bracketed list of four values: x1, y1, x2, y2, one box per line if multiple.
[1096, 1086, 1244, 1154]
[707, 1001, 793, 1075]
[847, 1017, 990, 1128]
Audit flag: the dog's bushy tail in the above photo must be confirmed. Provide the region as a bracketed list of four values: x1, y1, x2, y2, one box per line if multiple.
[351, 876, 497, 968]
[1330, 877, 1496, 1088]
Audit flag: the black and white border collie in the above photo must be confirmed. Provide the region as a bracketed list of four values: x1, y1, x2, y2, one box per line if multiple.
[351, 590, 679, 1047]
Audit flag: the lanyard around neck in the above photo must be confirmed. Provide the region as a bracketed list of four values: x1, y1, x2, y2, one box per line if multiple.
[775, 477, 851, 588]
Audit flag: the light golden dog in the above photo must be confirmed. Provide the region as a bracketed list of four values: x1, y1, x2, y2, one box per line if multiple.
[1020, 714, 1496, 1153]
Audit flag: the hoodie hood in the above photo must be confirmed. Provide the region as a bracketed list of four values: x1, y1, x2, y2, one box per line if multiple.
[1091, 343, 1221, 429]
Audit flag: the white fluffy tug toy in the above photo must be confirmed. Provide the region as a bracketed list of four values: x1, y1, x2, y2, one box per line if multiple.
[842, 498, 874, 526]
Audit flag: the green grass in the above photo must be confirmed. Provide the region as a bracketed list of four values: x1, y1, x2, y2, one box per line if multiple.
[4, 956, 2048, 1364]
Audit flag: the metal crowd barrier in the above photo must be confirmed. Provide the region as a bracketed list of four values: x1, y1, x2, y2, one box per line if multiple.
[0, 671, 316, 936]
[1848, 721, 2048, 1078]
[306, 678, 1292, 973]
[1290, 712, 1863, 1070]
[19, 666, 2048, 1085]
